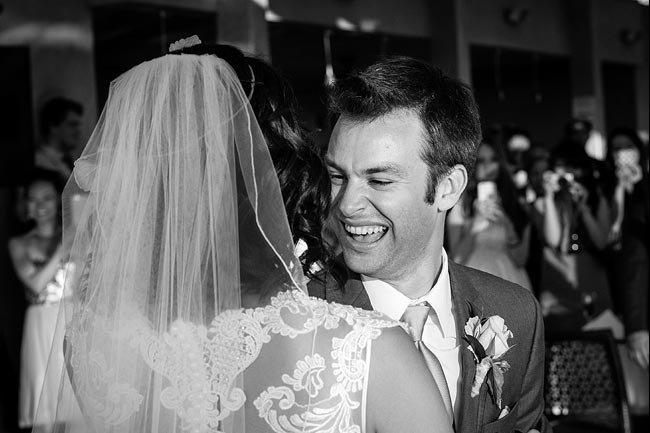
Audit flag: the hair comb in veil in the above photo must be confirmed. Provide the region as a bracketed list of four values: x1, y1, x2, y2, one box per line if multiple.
[168, 35, 202, 53]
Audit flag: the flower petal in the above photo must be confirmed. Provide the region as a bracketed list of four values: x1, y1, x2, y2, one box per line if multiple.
[464, 316, 480, 336]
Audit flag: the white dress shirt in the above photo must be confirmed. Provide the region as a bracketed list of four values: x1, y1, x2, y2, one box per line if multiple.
[362, 249, 461, 412]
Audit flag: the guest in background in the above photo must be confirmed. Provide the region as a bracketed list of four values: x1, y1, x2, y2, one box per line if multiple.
[35, 97, 83, 181]
[562, 118, 608, 172]
[523, 147, 552, 296]
[8, 169, 70, 430]
[447, 140, 532, 290]
[537, 143, 613, 333]
[564, 119, 592, 150]
[504, 127, 533, 195]
[606, 127, 649, 368]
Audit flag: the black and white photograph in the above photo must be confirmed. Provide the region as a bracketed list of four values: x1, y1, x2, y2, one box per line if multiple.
[0, 1, 648, 432]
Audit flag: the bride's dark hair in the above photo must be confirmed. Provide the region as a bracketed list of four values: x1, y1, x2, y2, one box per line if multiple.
[172, 43, 329, 279]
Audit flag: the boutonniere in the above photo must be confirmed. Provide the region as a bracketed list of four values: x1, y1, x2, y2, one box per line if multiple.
[463, 302, 513, 409]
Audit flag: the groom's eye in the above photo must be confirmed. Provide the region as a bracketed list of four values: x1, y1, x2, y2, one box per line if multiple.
[329, 173, 345, 185]
[369, 179, 393, 188]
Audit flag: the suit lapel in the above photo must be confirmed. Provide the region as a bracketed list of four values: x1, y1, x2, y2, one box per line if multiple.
[319, 261, 486, 430]
[342, 273, 373, 310]
[449, 262, 486, 433]
[323, 270, 373, 311]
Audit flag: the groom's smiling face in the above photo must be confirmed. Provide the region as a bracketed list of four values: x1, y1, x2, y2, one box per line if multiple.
[326, 110, 442, 282]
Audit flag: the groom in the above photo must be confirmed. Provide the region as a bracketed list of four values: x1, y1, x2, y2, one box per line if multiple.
[308, 57, 549, 433]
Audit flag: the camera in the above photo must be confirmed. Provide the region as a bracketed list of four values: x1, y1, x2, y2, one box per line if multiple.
[545, 170, 585, 203]
[554, 171, 575, 189]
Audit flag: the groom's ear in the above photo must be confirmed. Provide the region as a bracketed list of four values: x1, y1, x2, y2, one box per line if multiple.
[435, 164, 468, 212]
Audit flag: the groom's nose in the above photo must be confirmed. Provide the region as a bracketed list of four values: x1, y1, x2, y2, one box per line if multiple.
[335, 181, 366, 217]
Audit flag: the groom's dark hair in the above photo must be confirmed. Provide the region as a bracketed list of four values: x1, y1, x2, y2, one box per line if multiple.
[328, 57, 482, 203]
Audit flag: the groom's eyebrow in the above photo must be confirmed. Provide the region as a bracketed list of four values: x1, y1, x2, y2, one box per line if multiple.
[325, 158, 405, 177]
[363, 163, 405, 176]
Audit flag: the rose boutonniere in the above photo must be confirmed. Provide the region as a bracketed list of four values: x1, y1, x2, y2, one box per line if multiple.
[463, 302, 513, 409]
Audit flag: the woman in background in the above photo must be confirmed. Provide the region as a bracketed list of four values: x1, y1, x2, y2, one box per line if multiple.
[521, 147, 552, 296]
[447, 140, 532, 290]
[537, 143, 613, 332]
[606, 128, 649, 368]
[8, 168, 69, 429]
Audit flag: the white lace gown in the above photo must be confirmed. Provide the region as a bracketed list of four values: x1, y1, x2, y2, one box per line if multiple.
[65, 290, 400, 433]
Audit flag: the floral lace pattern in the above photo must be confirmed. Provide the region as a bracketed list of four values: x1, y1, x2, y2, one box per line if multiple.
[140, 311, 267, 433]
[67, 309, 147, 427]
[251, 291, 394, 433]
[67, 290, 398, 433]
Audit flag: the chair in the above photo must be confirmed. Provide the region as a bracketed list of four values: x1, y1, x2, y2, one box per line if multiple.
[544, 330, 632, 433]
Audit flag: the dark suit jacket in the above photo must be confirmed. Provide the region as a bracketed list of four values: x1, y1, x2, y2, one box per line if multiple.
[308, 260, 551, 433]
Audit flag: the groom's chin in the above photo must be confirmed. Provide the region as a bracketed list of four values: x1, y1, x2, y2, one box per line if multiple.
[341, 249, 384, 278]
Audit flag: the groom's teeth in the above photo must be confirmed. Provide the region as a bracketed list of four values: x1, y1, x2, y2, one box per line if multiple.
[344, 224, 387, 235]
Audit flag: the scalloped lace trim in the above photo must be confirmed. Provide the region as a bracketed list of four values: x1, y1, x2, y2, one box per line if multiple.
[68, 290, 397, 433]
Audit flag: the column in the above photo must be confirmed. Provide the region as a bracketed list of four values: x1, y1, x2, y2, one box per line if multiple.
[217, 0, 270, 60]
[567, 0, 605, 133]
[427, 0, 471, 84]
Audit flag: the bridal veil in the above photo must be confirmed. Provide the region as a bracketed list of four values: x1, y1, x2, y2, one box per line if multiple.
[36, 53, 308, 433]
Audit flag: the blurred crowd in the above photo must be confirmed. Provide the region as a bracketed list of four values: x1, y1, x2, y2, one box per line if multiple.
[445, 119, 649, 369]
[2, 97, 81, 433]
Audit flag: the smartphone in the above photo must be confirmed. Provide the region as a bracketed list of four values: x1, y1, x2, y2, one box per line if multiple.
[615, 148, 639, 168]
[477, 181, 497, 202]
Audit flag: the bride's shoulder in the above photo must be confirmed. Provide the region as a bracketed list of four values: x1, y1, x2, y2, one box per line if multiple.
[247, 289, 400, 335]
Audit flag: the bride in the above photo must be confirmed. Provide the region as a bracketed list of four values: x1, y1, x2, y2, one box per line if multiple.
[39, 39, 451, 433]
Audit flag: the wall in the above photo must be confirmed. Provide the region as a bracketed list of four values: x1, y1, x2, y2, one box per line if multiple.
[0, 0, 96, 153]
[637, 8, 649, 132]
[594, 0, 648, 132]
[463, 0, 570, 55]
[0, 0, 221, 152]
[1, 0, 647, 137]
[264, 0, 649, 138]
[269, 0, 430, 37]
[92, 0, 217, 10]
[595, 0, 646, 63]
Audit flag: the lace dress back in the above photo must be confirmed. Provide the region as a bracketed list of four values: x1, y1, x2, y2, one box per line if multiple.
[64, 290, 399, 433]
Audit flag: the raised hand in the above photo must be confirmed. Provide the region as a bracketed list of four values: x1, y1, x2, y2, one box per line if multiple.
[475, 197, 506, 222]
[627, 330, 649, 369]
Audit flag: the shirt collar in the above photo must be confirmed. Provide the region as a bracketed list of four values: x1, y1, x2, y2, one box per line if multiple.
[362, 248, 456, 338]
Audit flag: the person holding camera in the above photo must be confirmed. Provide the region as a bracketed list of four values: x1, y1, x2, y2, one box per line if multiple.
[605, 128, 649, 369]
[536, 142, 613, 332]
[447, 140, 532, 290]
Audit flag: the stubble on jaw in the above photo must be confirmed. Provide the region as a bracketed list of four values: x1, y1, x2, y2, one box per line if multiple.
[327, 111, 447, 297]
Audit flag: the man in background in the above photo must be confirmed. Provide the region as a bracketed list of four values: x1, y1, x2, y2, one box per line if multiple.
[35, 97, 83, 181]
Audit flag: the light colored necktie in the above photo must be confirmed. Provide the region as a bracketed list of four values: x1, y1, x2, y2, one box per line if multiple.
[402, 303, 454, 422]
